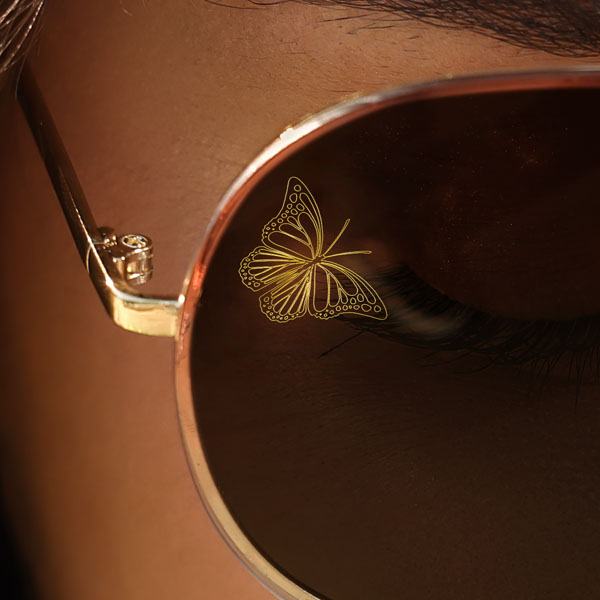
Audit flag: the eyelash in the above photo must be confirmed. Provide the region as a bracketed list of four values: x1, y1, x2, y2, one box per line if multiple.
[347, 265, 600, 391]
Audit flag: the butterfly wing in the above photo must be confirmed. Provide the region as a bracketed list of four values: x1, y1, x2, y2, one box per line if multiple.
[239, 245, 306, 292]
[261, 177, 324, 259]
[239, 244, 314, 322]
[239, 177, 385, 323]
[310, 259, 388, 321]
[258, 264, 315, 322]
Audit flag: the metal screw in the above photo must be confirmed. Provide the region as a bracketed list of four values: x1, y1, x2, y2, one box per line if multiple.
[120, 233, 149, 249]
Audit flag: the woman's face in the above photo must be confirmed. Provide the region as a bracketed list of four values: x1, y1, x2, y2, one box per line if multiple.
[1, 1, 599, 599]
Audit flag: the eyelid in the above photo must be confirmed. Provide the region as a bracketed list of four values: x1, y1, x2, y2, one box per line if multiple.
[349, 265, 600, 387]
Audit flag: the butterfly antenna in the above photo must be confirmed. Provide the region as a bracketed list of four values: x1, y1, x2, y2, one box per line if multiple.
[323, 219, 351, 256]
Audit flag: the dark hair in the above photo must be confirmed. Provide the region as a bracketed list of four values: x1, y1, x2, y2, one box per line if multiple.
[297, 0, 600, 56]
[0, 0, 44, 76]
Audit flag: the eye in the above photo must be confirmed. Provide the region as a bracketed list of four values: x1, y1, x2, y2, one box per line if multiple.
[347, 265, 600, 392]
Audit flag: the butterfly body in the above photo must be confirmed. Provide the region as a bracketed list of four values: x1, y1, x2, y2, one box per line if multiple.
[239, 177, 387, 323]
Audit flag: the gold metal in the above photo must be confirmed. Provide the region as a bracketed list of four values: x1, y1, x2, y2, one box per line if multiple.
[239, 176, 387, 322]
[97, 227, 155, 286]
[18, 64, 183, 337]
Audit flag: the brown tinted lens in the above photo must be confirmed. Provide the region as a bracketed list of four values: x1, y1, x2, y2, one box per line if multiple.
[189, 88, 600, 600]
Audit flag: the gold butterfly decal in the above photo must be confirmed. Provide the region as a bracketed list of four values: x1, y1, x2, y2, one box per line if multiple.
[239, 177, 387, 323]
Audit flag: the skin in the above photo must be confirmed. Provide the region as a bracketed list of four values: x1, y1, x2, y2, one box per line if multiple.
[0, 1, 599, 598]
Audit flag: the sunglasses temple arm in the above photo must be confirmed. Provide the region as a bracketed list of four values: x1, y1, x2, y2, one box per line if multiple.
[17, 63, 183, 337]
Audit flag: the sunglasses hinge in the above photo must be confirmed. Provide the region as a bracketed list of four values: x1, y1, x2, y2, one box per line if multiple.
[97, 226, 154, 286]
[18, 64, 183, 338]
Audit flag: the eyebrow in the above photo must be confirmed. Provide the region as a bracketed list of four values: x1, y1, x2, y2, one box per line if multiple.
[297, 0, 600, 56]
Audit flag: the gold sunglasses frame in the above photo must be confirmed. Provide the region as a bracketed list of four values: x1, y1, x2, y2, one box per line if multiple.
[17, 63, 600, 600]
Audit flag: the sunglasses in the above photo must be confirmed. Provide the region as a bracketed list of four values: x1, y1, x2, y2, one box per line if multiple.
[18, 63, 600, 600]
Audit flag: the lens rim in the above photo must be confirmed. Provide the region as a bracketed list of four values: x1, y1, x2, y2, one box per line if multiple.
[174, 66, 600, 600]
